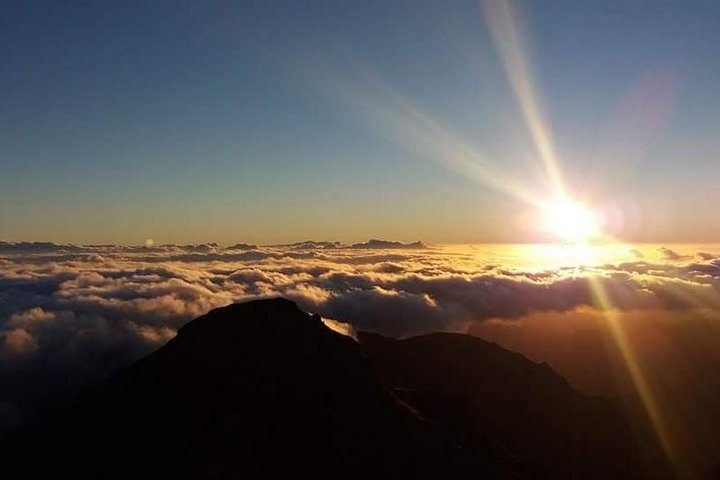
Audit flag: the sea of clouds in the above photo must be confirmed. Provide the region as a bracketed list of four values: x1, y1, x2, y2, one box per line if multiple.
[2, 239, 720, 428]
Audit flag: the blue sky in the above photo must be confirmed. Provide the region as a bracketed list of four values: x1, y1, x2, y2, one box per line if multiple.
[2, 0, 720, 244]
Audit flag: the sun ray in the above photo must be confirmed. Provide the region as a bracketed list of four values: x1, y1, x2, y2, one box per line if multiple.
[588, 276, 680, 473]
[311, 68, 546, 207]
[482, 0, 565, 197]
[478, 2, 687, 469]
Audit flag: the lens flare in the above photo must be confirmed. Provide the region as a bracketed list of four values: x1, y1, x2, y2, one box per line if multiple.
[542, 197, 599, 243]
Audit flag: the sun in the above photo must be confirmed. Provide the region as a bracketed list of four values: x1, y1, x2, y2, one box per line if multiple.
[541, 196, 600, 243]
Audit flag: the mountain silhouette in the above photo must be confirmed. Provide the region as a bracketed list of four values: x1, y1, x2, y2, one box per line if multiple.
[5, 298, 667, 478]
[347, 239, 426, 249]
[358, 331, 666, 479]
[7, 298, 504, 479]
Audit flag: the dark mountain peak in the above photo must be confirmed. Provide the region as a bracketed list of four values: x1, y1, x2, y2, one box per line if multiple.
[268, 240, 342, 249]
[7, 298, 661, 479]
[12, 298, 501, 479]
[347, 239, 427, 249]
[178, 297, 319, 335]
[162, 298, 351, 372]
[226, 242, 257, 250]
[187, 296, 301, 319]
[359, 330, 573, 394]
[362, 330, 519, 355]
[359, 330, 650, 479]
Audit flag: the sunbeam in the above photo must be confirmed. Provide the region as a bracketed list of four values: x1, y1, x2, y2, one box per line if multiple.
[480, 0, 685, 471]
[482, 0, 565, 197]
[4, 1, 720, 478]
[589, 276, 683, 475]
[311, 68, 545, 207]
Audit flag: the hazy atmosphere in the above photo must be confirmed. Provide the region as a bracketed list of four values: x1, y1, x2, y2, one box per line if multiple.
[3, 1, 720, 479]
[3, 1, 720, 243]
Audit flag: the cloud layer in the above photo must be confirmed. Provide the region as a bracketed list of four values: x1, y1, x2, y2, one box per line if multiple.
[2, 241, 720, 427]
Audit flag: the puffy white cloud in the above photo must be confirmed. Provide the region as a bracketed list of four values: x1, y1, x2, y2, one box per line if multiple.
[2, 242, 720, 427]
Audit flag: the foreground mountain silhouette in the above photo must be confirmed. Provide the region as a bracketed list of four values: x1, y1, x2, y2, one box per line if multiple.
[358, 332, 667, 479]
[7, 298, 666, 478]
[9, 298, 501, 479]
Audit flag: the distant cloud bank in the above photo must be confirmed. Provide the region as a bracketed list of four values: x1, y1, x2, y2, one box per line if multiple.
[2, 240, 720, 427]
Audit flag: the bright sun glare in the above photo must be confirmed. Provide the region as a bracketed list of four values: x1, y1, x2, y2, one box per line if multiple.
[542, 197, 600, 243]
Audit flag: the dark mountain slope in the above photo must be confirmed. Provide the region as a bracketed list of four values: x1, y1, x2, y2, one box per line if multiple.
[358, 331, 663, 479]
[9, 298, 502, 479]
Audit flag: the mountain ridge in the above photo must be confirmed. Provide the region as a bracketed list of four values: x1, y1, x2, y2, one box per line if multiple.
[7, 298, 503, 479]
[4, 298, 667, 478]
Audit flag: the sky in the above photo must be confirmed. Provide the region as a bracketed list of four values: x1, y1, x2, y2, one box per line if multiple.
[2, 0, 720, 244]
